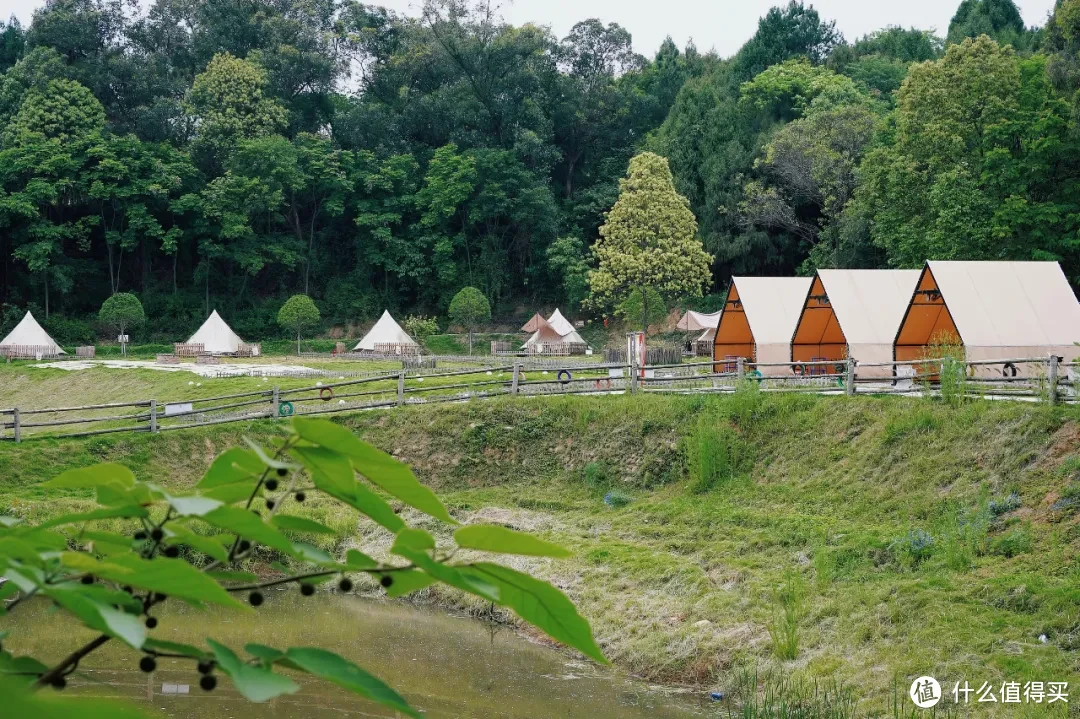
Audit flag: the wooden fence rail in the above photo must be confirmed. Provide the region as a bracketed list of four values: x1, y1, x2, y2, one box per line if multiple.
[1, 355, 1075, 442]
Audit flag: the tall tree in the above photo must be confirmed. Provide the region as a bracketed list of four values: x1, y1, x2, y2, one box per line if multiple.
[588, 152, 712, 333]
[947, 0, 1033, 48]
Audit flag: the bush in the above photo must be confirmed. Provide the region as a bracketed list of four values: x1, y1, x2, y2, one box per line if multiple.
[890, 528, 935, 567]
[989, 491, 1022, 516]
[991, 528, 1033, 558]
[684, 418, 748, 493]
[42, 314, 94, 345]
[767, 573, 805, 660]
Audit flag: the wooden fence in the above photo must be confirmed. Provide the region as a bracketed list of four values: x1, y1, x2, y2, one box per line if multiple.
[0, 355, 1074, 442]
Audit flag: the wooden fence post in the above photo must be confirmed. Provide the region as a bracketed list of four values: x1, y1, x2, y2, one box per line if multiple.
[397, 371, 405, 406]
[149, 399, 158, 433]
[1047, 354, 1059, 405]
[511, 364, 521, 395]
[628, 351, 638, 395]
[13, 407, 20, 443]
[736, 357, 744, 383]
[845, 359, 856, 396]
[271, 387, 279, 418]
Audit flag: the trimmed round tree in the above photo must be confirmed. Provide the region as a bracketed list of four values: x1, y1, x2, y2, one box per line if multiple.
[448, 287, 490, 355]
[277, 294, 321, 355]
[588, 152, 713, 335]
[98, 292, 145, 356]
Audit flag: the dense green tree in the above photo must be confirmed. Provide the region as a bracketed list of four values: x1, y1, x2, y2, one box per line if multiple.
[447, 286, 490, 354]
[947, 0, 1035, 48]
[732, 1, 841, 82]
[98, 290, 144, 352]
[277, 293, 320, 353]
[588, 152, 711, 333]
[617, 286, 667, 333]
[0, 16, 25, 73]
[1045, 0, 1080, 102]
[545, 235, 592, 309]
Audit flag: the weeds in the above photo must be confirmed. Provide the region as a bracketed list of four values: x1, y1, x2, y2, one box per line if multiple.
[767, 572, 805, 661]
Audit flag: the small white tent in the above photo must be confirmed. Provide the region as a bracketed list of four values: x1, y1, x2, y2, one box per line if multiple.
[353, 311, 419, 352]
[186, 310, 248, 354]
[0, 311, 64, 356]
[544, 308, 588, 345]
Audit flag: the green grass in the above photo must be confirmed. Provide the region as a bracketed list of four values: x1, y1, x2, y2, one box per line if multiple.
[2, 390, 1079, 714]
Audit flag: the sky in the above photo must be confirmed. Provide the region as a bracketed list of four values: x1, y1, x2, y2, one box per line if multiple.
[4, 0, 1061, 57]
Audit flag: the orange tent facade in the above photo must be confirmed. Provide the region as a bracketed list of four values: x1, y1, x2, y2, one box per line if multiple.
[894, 261, 1080, 377]
[791, 270, 920, 378]
[713, 276, 813, 372]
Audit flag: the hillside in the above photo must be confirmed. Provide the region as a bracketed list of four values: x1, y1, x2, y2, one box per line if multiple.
[1, 391, 1078, 712]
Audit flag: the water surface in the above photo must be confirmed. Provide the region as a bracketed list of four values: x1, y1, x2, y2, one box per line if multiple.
[4, 593, 710, 718]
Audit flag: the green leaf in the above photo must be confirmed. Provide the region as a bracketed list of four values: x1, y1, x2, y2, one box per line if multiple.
[271, 515, 337, 535]
[295, 447, 404, 533]
[37, 505, 148, 530]
[166, 525, 229, 562]
[466, 562, 606, 663]
[196, 448, 264, 489]
[391, 544, 498, 602]
[344, 549, 377, 569]
[44, 463, 135, 490]
[0, 538, 47, 566]
[292, 417, 455, 523]
[0, 516, 22, 528]
[202, 481, 258, 504]
[244, 439, 299, 471]
[208, 639, 299, 703]
[200, 506, 294, 554]
[290, 542, 336, 566]
[167, 495, 223, 517]
[383, 569, 436, 597]
[391, 528, 435, 553]
[285, 647, 419, 718]
[143, 638, 208, 660]
[46, 588, 145, 649]
[105, 555, 245, 610]
[1, 676, 152, 718]
[454, 525, 570, 558]
[244, 643, 286, 666]
[0, 654, 49, 677]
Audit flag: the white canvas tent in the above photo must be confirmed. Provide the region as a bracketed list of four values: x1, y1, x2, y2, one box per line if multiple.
[0, 311, 64, 357]
[793, 270, 921, 378]
[522, 308, 589, 350]
[353, 310, 418, 352]
[677, 310, 722, 332]
[713, 277, 812, 366]
[895, 261, 1080, 375]
[186, 310, 249, 355]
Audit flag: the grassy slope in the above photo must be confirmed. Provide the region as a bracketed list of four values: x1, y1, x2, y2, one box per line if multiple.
[1, 391, 1078, 712]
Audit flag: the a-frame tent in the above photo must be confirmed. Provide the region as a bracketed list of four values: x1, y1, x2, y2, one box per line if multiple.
[894, 261, 1080, 376]
[520, 313, 547, 333]
[521, 315, 566, 349]
[713, 277, 812, 371]
[677, 310, 722, 332]
[186, 310, 250, 354]
[791, 269, 921, 378]
[0, 311, 64, 357]
[353, 310, 419, 352]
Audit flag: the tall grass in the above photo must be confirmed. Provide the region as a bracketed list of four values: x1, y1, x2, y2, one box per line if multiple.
[767, 573, 805, 661]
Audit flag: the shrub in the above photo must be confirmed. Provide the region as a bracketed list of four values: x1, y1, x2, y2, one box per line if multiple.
[684, 418, 748, 493]
[991, 528, 1033, 558]
[767, 573, 805, 660]
[448, 287, 491, 354]
[890, 528, 935, 567]
[277, 294, 321, 354]
[989, 491, 1022, 517]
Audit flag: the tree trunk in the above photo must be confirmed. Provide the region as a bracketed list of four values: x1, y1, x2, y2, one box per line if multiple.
[297, 330, 301, 356]
[641, 286, 648, 336]
[468, 328, 473, 355]
[44, 271, 49, 320]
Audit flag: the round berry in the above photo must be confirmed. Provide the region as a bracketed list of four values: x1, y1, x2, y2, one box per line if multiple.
[265, 499, 275, 511]
[276, 467, 288, 477]
[300, 583, 315, 596]
[139, 656, 157, 673]
[133, 530, 147, 541]
[338, 578, 353, 592]
[265, 478, 279, 491]
[150, 528, 164, 542]
[50, 676, 66, 690]
[197, 660, 214, 675]
[380, 575, 393, 588]
[238, 540, 251, 553]
[145, 616, 158, 629]
[294, 491, 306, 503]
[154, 593, 167, 602]
[200, 674, 217, 691]
[80, 574, 94, 585]
[249, 591, 264, 607]
[122, 585, 133, 594]
[163, 545, 180, 558]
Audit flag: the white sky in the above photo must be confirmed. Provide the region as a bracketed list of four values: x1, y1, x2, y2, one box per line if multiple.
[3, 0, 1060, 57]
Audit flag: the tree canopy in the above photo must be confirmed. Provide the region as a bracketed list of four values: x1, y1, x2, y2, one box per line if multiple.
[448, 286, 491, 354]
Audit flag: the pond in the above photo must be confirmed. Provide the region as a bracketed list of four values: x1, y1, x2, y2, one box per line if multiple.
[4, 592, 712, 718]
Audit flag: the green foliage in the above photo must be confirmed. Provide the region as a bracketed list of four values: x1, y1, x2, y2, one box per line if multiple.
[767, 572, 805, 660]
[448, 286, 491, 354]
[617, 287, 666, 331]
[97, 293, 145, 338]
[0, 416, 603, 715]
[401, 315, 439, 344]
[277, 294, 320, 352]
[588, 152, 711, 327]
[947, 0, 1033, 48]
[684, 417, 748, 493]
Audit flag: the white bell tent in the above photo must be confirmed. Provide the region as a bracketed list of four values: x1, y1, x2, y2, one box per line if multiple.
[185, 310, 251, 355]
[353, 311, 419, 352]
[0, 311, 64, 357]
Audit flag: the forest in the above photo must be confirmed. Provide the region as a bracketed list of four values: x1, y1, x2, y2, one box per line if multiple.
[0, 0, 1079, 343]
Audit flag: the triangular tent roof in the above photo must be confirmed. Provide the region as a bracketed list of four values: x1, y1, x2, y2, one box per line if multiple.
[353, 310, 418, 351]
[895, 261, 1080, 367]
[0, 311, 64, 354]
[522, 316, 566, 348]
[521, 313, 547, 333]
[546, 309, 576, 336]
[813, 269, 922, 346]
[735, 277, 813, 345]
[186, 310, 246, 354]
[678, 310, 722, 332]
